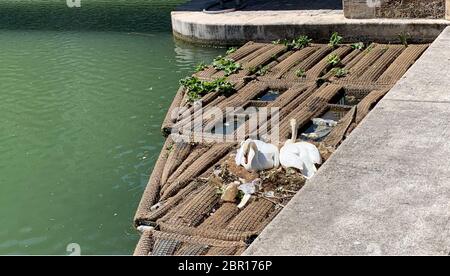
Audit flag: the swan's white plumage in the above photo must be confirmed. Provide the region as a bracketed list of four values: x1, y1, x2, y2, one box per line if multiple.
[279, 118, 322, 179]
[235, 139, 279, 171]
[280, 142, 322, 179]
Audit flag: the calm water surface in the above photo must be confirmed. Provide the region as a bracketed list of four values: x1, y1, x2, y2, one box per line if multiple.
[0, 0, 224, 255]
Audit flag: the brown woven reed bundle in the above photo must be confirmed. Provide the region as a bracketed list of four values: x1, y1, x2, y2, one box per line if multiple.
[133, 230, 247, 256]
[134, 137, 173, 226]
[355, 89, 390, 124]
[306, 46, 353, 80]
[279, 84, 343, 140]
[377, 44, 429, 84]
[199, 203, 240, 230]
[342, 43, 376, 69]
[158, 220, 262, 242]
[232, 83, 313, 139]
[171, 95, 227, 134]
[151, 238, 181, 256]
[358, 45, 405, 82]
[161, 87, 185, 135]
[226, 199, 275, 232]
[205, 246, 240, 256]
[160, 141, 193, 187]
[239, 44, 277, 65]
[285, 46, 333, 80]
[156, 190, 266, 242]
[166, 184, 220, 227]
[238, 44, 287, 74]
[345, 44, 389, 81]
[196, 42, 266, 80]
[321, 48, 363, 80]
[326, 104, 353, 120]
[323, 106, 356, 148]
[147, 180, 206, 223]
[267, 47, 319, 79]
[174, 81, 266, 136]
[198, 152, 235, 178]
[221, 80, 269, 108]
[175, 244, 210, 256]
[162, 144, 210, 193]
[341, 48, 364, 65]
[193, 65, 218, 80]
[150, 230, 247, 256]
[133, 230, 154, 256]
[161, 143, 235, 200]
[228, 42, 267, 61]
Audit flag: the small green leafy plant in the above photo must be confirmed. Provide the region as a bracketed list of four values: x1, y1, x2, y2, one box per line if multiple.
[272, 35, 312, 50]
[291, 35, 312, 50]
[398, 32, 410, 47]
[351, 42, 365, 50]
[226, 47, 237, 55]
[331, 68, 348, 78]
[327, 54, 341, 66]
[194, 62, 208, 72]
[272, 39, 290, 45]
[237, 190, 245, 200]
[248, 65, 269, 76]
[295, 68, 306, 78]
[213, 56, 242, 76]
[256, 65, 269, 76]
[329, 32, 343, 48]
[180, 76, 235, 103]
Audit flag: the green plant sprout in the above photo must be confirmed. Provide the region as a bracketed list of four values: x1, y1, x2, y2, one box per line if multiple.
[398, 32, 410, 47]
[296, 68, 306, 78]
[351, 42, 365, 50]
[272, 35, 312, 50]
[327, 54, 341, 66]
[212, 56, 242, 76]
[329, 32, 343, 48]
[226, 47, 237, 55]
[256, 65, 269, 76]
[291, 35, 312, 50]
[179, 76, 235, 103]
[194, 62, 207, 72]
[331, 68, 348, 78]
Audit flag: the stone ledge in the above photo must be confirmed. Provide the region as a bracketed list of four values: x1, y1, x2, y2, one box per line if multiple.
[172, 10, 449, 46]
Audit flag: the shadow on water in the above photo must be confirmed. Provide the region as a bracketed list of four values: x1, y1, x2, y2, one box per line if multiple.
[176, 0, 343, 12]
[0, 0, 191, 32]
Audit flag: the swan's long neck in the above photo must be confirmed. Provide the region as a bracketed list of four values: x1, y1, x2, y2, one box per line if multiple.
[244, 141, 258, 169]
[290, 119, 298, 143]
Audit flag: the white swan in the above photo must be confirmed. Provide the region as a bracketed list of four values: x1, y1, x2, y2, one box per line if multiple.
[280, 119, 322, 179]
[235, 139, 280, 171]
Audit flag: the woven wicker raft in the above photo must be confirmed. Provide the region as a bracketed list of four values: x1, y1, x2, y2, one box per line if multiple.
[133, 41, 429, 256]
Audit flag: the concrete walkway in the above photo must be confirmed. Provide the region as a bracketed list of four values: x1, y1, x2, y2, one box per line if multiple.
[245, 27, 450, 256]
[172, 1, 448, 45]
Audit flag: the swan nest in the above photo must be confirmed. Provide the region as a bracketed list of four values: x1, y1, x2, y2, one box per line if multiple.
[212, 155, 307, 206]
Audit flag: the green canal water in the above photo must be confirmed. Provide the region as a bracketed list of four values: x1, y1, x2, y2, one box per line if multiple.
[0, 1, 223, 255]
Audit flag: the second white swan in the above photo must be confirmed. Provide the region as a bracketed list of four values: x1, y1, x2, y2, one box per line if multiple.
[235, 139, 280, 171]
[280, 119, 322, 179]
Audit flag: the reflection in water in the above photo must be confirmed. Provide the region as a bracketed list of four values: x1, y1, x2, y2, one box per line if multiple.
[0, 0, 186, 32]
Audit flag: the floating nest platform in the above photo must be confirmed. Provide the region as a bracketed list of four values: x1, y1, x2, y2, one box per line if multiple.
[133, 41, 429, 256]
